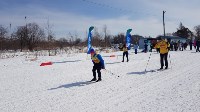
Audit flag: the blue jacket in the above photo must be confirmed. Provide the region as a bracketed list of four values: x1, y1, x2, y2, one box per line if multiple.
[91, 53, 105, 69]
[134, 44, 138, 49]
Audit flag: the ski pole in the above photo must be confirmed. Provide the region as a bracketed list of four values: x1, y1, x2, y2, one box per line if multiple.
[144, 52, 152, 72]
[103, 69, 120, 77]
[169, 53, 172, 69]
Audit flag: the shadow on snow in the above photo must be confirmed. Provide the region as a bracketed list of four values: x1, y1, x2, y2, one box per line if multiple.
[48, 81, 94, 90]
[191, 52, 199, 53]
[53, 60, 81, 64]
[105, 62, 121, 64]
[127, 69, 157, 75]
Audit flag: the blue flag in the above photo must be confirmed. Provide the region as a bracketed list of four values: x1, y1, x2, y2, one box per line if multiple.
[126, 29, 132, 50]
[87, 26, 94, 54]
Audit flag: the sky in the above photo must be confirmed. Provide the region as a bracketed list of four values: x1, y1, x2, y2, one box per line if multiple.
[0, 0, 200, 39]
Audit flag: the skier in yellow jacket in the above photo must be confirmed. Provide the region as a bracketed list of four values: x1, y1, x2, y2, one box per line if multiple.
[156, 38, 170, 69]
[122, 44, 129, 62]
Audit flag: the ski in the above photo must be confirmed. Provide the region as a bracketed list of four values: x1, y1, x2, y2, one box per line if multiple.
[157, 68, 169, 71]
[87, 81, 96, 83]
[88, 80, 102, 83]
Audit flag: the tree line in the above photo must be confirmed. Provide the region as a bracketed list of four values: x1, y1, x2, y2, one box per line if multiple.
[0, 22, 200, 52]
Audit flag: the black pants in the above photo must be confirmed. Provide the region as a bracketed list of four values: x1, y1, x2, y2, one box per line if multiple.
[190, 45, 192, 50]
[160, 53, 168, 68]
[156, 48, 160, 53]
[122, 51, 128, 62]
[92, 63, 101, 79]
[196, 46, 200, 52]
[135, 49, 137, 54]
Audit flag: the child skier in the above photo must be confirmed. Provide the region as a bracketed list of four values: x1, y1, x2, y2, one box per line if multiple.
[90, 48, 105, 82]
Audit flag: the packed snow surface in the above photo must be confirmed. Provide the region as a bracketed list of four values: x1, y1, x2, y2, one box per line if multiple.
[1, 49, 200, 112]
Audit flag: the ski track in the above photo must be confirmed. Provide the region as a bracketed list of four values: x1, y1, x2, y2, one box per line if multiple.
[82, 51, 200, 112]
[1, 49, 200, 112]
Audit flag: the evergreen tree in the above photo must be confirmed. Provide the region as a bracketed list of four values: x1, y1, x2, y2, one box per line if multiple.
[173, 22, 193, 39]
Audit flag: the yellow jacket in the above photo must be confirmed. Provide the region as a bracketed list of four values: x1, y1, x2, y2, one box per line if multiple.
[123, 47, 128, 52]
[157, 40, 170, 54]
[154, 43, 160, 49]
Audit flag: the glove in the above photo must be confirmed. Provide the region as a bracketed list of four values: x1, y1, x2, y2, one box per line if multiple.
[101, 66, 105, 69]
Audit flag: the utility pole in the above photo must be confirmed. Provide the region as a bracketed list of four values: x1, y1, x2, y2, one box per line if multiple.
[104, 25, 107, 48]
[23, 16, 27, 52]
[163, 11, 166, 37]
[47, 17, 51, 56]
[9, 23, 12, 38]
[9, 23, 12, 50]
[25, 16, 27, 34]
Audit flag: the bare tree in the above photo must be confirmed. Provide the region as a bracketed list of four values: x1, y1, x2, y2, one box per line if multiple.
[26, 23, 45, 51]
[92, 27, 102, 47]
[15, 23, 45, 51]
[45, 18, 55, 55]
[57, 37, 69, 50]
[15, 26, 26, 52]
[0, 25, 8, 50]
[113, 33, 125, 44]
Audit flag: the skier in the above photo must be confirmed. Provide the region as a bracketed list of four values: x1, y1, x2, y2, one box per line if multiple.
[90, 48, 105, 82]
[154, 41, 160, 53]
[174, 41, 178, 51]
[170, 41, 174, 51]
[196, 39, 200, 52]
[144, 43, 148, 53]
[157, 38, 170, 69]
[189, 40, 193, 50]
[122, 44, 129, 62]
[134, 43, 139, 54]
[150, 43, 153, 52]
[194, 40, 196, 49]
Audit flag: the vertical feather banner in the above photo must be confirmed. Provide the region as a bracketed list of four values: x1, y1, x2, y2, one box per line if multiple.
[126, 29, 132, 50]
[87, 26, 94, 54]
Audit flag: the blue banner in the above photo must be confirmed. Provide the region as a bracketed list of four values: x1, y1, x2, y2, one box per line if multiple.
[126, 29, 132, 50]
[87, 26, 94, 54]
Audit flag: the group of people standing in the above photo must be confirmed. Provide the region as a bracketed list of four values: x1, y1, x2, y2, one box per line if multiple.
[169, 39, 200, 52]
[88, 38, 200, 82]
[170, 41, 187, 51]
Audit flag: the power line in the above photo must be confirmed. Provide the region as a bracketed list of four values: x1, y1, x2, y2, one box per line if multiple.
[81, 0, 160, 18]
[82, 0, 134, 13]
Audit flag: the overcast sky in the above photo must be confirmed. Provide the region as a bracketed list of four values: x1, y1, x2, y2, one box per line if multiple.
[0, 0, 200, 39]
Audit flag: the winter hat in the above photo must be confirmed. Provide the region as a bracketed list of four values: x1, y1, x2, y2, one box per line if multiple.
[90, 48, 95, 54]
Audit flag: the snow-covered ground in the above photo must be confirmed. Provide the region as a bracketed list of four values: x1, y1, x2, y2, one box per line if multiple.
[0, 48, 200, 112]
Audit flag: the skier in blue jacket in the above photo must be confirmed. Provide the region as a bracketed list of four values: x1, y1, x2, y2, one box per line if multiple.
[90, 48, 105, 82]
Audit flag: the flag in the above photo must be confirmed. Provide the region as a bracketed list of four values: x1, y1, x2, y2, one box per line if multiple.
[87, 26, 94, 54]
[126, 29, 132, 50]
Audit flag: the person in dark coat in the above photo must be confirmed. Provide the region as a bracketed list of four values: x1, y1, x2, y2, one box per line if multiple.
[144, 43, 148, 53]
[189, 40, 193, 50]
[196, 39, 200, 52]
[134, 43, 139, 54]
[170, 41, 174, 51]
[122, 44, 129, 62]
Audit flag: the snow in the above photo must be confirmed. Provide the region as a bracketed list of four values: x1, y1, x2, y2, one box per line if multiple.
[0, 49, 200, 112]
